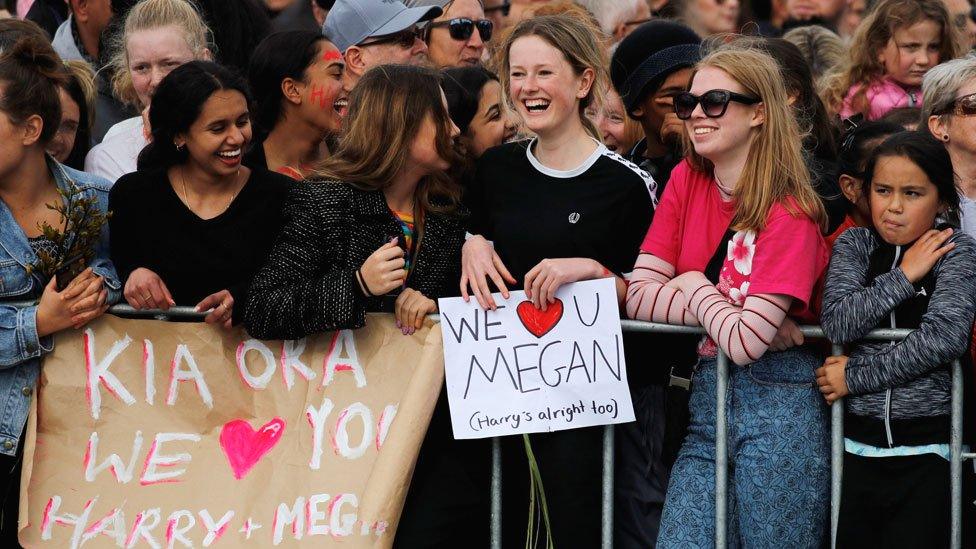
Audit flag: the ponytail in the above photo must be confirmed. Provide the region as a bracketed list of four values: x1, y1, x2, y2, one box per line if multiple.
[0, 33, 68, 145]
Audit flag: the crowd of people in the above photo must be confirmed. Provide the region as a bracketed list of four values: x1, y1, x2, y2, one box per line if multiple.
[2, 0, 976, 547]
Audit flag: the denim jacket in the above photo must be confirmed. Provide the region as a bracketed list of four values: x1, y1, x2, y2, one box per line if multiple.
[0, 157, 120, 455]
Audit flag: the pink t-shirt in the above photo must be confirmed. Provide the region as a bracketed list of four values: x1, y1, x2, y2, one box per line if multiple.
[641, 160, 828, 322]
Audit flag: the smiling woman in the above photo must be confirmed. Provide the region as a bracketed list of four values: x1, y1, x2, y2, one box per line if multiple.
[84, 0, 213, 182]
[108, 61, 291, 329]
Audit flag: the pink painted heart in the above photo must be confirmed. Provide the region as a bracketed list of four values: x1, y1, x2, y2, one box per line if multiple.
[219, 418, 286, 480]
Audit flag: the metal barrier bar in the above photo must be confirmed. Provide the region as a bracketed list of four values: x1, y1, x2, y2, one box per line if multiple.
[715, 351, 729, 549]
[602, 425, 614, 549]
[951, 359, 963, 549]
[491, 437, 502, 549]
[830, 344, 844, 549]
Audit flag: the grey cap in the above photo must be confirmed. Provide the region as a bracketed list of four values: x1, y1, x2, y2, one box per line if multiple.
[323, 0, 443, 52]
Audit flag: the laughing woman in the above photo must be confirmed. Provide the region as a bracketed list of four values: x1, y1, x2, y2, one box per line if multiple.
[461, 14, 656, 547]
[109, 61, 291, 326]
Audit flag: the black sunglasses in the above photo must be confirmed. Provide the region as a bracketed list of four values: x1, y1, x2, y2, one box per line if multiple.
[427, 17, 493, 42]
[673, 89, 760, 120]
[360, 26, 424, 49]
[484, 1, 510, 17]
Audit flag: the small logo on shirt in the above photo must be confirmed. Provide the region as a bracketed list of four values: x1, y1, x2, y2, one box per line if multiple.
[916, 287, 927, 297]
[568, 212, 580, 224]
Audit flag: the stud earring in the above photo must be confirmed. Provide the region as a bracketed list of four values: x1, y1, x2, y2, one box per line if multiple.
[943, 135, 950, 142]
[175, 142, 185, 151]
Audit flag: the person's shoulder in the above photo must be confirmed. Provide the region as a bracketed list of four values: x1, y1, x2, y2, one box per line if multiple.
[110, 168, 166, 196]
[946, 230, 976, 263]
[61, 164, 112, 194]
[477, 140, 531, 167]
[595, 147, 656, 192]
[102, 116, 144, 143]
[248, 167, 294, 192]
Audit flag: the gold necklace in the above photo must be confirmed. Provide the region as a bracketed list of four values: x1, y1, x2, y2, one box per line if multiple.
[179, 167, 242, 215]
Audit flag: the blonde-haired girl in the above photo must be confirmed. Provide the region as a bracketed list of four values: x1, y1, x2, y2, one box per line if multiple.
[823, 0, 962, 121]
[626, 44, 830, 546]
[85, 0, 212, 182]
[462, 14, 656, 545]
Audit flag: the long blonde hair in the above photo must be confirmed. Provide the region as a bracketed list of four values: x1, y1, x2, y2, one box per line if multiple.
[686, 45, 826, 232]
[821, 0, 961, 118]
[109, 0, 212, 109]
[312, 64, 462, 215]
[495, 14, 608, 140]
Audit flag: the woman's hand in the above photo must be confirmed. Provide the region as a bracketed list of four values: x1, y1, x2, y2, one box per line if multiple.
[900, 228, 955, 283]
[395, 288, 436, 335]
[460, 235, 516, 310]
[816, 355, 849, 404]
[524, 258, 601, 311]
[124, 268, 175, 310]
[37, 269, 109, 336]
[195, 290, 234, 329]
[359, 239, 406, 296]
[665, 271, 707, 294]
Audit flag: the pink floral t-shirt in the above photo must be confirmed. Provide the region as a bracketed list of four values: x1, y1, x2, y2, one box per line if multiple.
[641, 160, 828, 324]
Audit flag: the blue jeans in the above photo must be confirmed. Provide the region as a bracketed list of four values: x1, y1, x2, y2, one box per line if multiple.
[657, 348, 830, 548]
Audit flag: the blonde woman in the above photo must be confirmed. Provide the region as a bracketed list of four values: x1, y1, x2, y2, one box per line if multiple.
[626, 45, 830, 546]
[84, 0, 211, 182]
[461, 14, 655, 546]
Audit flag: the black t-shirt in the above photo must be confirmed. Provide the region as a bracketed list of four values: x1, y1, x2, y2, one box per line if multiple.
[469, 139, 655, 282]
[109, 167, 291, 321]
[469, 139, 663, 387]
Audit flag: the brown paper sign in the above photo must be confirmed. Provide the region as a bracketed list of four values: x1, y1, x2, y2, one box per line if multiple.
[18, 314, 444, 548]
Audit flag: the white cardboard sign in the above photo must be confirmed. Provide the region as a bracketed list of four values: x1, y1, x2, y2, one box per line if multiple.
[438, 278, 635, 439]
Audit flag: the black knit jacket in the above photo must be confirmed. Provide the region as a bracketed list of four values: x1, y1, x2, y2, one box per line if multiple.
[243, 179, 466, 340]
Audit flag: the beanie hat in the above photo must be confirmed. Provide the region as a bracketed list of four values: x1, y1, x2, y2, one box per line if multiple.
[610, 20, 702, 114]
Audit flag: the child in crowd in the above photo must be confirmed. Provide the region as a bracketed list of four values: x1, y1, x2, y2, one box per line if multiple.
[585, 84, 644, 155]
[626, 44, 831, 546]
[819, 131, 976, 547]
[824, 0, 961, 121]
[826, 120, 904, 247]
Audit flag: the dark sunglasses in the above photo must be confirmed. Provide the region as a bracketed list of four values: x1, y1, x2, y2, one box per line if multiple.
[673, 89, 760, 120]
[427, 17, 493, 42]
[360, 26, 424, 49]
[484, 1, 510, 17]
[937, 92, 976, 116]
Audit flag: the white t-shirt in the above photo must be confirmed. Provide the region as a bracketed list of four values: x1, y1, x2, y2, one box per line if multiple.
[84, 117, 147, 183]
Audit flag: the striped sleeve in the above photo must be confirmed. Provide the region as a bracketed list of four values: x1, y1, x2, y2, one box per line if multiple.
[625, 253, 699, 326]
[683, 278, 792, 366]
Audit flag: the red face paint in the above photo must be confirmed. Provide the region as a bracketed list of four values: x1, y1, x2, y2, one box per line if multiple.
[322, 50, 342, 62]
[310, 84, 328, 109]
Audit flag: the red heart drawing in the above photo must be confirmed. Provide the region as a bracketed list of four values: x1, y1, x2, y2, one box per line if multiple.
[516, 299, 564, 338]
[219, 418, 286, 480]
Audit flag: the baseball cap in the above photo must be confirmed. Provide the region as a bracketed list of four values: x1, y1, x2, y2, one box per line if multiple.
[324, 0, 443, 52]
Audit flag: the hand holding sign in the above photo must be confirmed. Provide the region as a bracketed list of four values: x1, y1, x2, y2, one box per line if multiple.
[524, 257, 603, 311]
[439, 278, 635, 439]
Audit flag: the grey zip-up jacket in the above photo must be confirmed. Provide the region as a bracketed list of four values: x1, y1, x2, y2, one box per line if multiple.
[821, 228, 976, 447]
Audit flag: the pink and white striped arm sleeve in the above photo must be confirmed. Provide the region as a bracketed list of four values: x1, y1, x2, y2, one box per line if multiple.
[684, 281, 792, 366]
[625, 253, 700, 326]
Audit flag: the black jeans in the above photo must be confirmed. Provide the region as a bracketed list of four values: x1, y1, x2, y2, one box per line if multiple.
[0, 439, 23, 547]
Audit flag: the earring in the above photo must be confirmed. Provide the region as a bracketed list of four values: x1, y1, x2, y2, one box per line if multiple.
[943, 135, 950, 142]
[175, 142, 185, 151]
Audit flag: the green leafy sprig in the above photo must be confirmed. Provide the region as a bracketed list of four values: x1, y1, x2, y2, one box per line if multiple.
[28, 184, 110, 291]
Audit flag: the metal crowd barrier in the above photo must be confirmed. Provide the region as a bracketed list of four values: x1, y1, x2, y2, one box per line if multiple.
[13, 304, 970, 548]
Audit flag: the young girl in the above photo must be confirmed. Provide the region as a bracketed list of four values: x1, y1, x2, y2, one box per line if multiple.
[461, 14, 656, 546]
[244, 65, 487, 547]
[826, 120, 904, 247]
[819, 131, 976, 547]
[626, 45, 830, 546]
[824, 0, 961, 121]
[110, 61, 291, 327]
[0, 32, 119, 540]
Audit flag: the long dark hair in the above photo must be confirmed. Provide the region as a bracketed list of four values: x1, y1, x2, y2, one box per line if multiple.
[0, 32, 67, 146]
[247, 30, 326, 142]
[760, 37, 838, 160]
[313, 64, 462, 215]
[441, 66, 498, 135]
[863, 131, 959, 211]
[138, 61, 252, 171]
[61, 61, 96, 170]
[194, 0, 271, 74]
[837, 120, 904, 180]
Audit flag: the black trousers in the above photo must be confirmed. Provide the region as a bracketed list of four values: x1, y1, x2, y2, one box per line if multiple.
[837, 452, 949, 549]
[394, 392, 490, 548]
